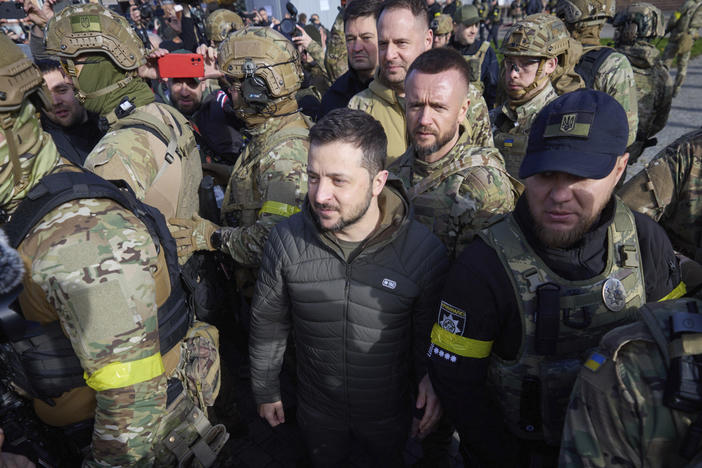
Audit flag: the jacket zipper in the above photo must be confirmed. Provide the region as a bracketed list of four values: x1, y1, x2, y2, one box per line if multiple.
[343, 261, 351, 419]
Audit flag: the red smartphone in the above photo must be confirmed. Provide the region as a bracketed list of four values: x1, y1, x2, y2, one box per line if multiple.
[158, 54, 204, 79]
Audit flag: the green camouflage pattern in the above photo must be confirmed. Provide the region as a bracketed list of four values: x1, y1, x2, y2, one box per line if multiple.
[479, 199, 646, 445]
[583, 47, 639, 147]
[617, 42, 673, 162]
[219, 112, 310, 286]
[663, 0, 702, 95]
[84, 102, 203, 232]
[18, 193, 168, 467]
[559, 298, 702, 468]
[618, 127, 702, 262]
[491, 81, 559, 179]
[303, 40, 332, 94]
[325, 8, 349, 83]
[389, 125, 519, 258]
[349, 79, 494, 163]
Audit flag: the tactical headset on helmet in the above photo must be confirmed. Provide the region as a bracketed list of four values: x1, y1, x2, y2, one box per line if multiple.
[0, 34, 52, 191]
[217, 27, 303, 122]
[556, 0, 616, 26]
[431, 14, 454, 35]
[614, 2, 665, 41]
[44, 3, 147, 103]
[206, 9, 245, 44]
[500, 14, 573, 100]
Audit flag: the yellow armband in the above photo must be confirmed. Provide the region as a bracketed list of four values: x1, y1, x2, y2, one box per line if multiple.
[84, 353, 165, 391]
[259, 201, 301, 218]
[430, 323, 494, 359]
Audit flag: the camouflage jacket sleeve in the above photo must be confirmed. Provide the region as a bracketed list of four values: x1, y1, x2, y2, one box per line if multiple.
[594, 52, 639, 147]
[324, 9, 348, 83]
[560, 339, 687, 467]
[220, 138, 309, 267]
[466, 84, 495, 147]
[306, 40, 330, 85]
[452, 166, 517, 257]
[23, 199, 166, 467]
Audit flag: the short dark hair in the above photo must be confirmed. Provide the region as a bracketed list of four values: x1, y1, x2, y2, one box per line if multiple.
[406, 47, 472, 91]
[344, 0, 383, 24]
[309, 108, 387, 174]
[378, 0, 430, 28]
[35, 58, 63, 75]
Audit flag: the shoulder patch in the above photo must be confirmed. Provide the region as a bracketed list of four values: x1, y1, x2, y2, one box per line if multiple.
[584, 351, 607, 372]
[438, 300, 467, 336]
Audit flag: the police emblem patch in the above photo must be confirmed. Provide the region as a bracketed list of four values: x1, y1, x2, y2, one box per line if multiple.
[560, 113, 577, 133]
[602, 277, 626, 312]
[438, 300, 466, 336]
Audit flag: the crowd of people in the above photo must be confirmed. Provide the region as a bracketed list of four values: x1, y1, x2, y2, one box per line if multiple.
[1, 0, 702, 467]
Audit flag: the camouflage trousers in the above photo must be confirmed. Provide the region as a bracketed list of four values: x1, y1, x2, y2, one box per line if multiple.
[663, 35, 693, 96]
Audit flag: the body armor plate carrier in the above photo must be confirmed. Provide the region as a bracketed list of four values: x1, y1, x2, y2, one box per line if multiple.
[479, 198, 645, 444]
[1, 170, 192, 402]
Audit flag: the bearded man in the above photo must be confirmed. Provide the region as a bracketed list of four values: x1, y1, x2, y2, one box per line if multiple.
[248, 108, 450, 468]
[428, 89, 684, 468]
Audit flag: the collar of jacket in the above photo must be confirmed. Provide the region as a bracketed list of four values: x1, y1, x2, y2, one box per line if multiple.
[398, 123, 472, 180]
[368, 71, 404, 108]
[303, 176, 412, 260]
[502, 81, 557, 122]
[513, 194, 617, 280]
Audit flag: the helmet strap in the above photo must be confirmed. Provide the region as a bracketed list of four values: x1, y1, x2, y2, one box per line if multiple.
[64, 58, 136, 104]
[507, 58, 549, 107]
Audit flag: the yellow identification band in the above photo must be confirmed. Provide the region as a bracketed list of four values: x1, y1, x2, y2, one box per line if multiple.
[259, 201, 301, 218]
[84, 353, 165, 391]
[430, 324, 494, 359]
[659, 281, 687, 302]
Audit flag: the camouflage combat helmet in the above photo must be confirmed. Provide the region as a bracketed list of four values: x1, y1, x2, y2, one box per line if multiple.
[217, 27, 303, 123]
[206, 9, 244, 44]
[556, 0, 615, 26]
[45, 3, 147, 103]
[500, 13, 571, 58]
[431, 14, 454, 35]
[0, 34, 51, 187]
[0, 35, 58, 216]
[614, 2, 665, 41]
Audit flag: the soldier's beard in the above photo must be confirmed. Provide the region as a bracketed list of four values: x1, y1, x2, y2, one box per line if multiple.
[312, 188, 373, 234]
[411, 122, 458, 160]
[532, 214, 596, 249]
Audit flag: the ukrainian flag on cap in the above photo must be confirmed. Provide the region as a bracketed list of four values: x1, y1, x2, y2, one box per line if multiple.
[584, 351, 606, 372]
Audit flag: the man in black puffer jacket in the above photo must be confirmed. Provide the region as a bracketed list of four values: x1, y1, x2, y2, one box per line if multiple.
[249, 108, 450, 468]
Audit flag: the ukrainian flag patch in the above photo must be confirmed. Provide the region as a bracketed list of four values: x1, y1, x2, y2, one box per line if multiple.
[504, 139, 514, 148]
[584, 352, 606, 372]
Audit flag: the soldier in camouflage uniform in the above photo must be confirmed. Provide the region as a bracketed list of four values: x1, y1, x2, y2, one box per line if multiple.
[663, 0, 702, 97]
[349, 0, 493, 163]
[325, 4, 349, 83]
[491, 13, 583, 179]
[390, 47, 520, 259]
[618, 127, 702, 264]
[0, 34, 225, 467]
[205, 8, 244, 46]
[44, 3, 204, 261]
[170, 27, 310, 296]
[428, 90, 683, 467]
[557, 0, 640, 148]
[614, 3, 673, 163]
[560, 298, 702, 468]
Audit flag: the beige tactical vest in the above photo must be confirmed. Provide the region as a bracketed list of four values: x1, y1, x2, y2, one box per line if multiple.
[465, 41, 491, 93]
[480, 198, 646, 445]
[99, 103, 202, 221]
